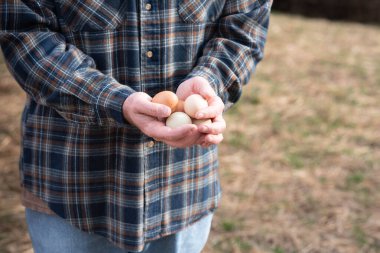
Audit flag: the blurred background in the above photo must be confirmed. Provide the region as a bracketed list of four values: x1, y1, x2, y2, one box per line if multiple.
[1, 1, 380, 253]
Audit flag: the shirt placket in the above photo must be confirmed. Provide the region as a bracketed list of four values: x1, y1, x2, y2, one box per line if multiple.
[140, 0, 163, 239]
[140, 0, 160, 92]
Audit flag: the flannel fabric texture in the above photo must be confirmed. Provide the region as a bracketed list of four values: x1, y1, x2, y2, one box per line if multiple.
[0, 0, 272, 251]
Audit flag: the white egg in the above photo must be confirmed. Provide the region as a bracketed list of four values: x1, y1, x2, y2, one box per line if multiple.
[184, 94, 208, 118]
[166, 112, 192, 128]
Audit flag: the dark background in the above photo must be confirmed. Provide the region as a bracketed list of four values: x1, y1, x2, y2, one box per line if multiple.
[272, 0, 380, 24]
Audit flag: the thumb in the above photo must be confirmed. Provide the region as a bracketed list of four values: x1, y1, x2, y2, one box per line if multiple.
[140, 100, 172, 118]
[192, 76, 216, 100]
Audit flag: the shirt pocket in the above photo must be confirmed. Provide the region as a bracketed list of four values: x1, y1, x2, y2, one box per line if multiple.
[57, 0, 126, 31]
[178, 0, 226, 24]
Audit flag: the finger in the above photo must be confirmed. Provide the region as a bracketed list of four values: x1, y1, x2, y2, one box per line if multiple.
[166, 132, 201, 148]
[195, 134, 208, 146]
[195, 81, 216, 100]
[139, 116, 192, 140]
[195, 105, 224, 119]
[189, 76, 216, 99]
[137, 98, 171, 118]
[176, 79, 193, 100]
[177, 76, 216, 101]
[198, 118, 226, 135]
[163, 130, 203, 148]
[205, 133, 224, 145]
[197, 132, 224, 146]
[207, 95, 224, 109]
[140, 118, 166, 137]
[201, 142, 212, 148]
[195, 96, 224, 119]
[151, 124, 197, 142]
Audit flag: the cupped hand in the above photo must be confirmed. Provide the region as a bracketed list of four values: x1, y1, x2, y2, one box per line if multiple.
[176, 76, 226, 147]
[122, 92, 202, 148]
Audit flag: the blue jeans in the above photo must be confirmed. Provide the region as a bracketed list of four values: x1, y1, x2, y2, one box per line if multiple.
[25, 208, 213, 253]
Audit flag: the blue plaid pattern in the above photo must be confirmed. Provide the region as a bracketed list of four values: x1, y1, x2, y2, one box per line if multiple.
[0, 0, 272, 251]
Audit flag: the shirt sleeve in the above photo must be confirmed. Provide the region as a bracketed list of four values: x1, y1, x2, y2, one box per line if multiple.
[0, 0, 135, 126]
[186, 0, 272, 109]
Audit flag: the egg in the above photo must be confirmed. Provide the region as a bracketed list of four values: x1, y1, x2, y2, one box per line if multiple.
[192, 118, 212, 126]
[152, 91, 178, 113]
[174, 100, 185, 112]
[166, 112, 192, 128]
[184, 94, 208, 118]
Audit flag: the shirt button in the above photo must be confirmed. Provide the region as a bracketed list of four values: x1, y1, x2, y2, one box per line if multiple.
[147, 141, 155, 148]
[145, 3, 152, 11]
[146, 51, 153, 58]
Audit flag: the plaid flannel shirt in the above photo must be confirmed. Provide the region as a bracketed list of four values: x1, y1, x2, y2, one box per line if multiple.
[0, 0, 271, 251]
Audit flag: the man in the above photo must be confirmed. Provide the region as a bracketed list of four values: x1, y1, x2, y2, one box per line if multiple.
[0, 0, 272, 252]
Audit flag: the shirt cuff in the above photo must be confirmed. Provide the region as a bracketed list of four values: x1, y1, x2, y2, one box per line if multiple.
[97, 83, 135, 126]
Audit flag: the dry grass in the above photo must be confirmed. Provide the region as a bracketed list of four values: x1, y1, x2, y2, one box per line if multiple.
[204, 13, 380, 253]
[0, 56, 30, 253]
[1, 13, 380, 253]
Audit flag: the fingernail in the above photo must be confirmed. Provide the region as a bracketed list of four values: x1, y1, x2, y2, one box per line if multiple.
[164, 107, 171, 116]
[197, 113, 204, 118]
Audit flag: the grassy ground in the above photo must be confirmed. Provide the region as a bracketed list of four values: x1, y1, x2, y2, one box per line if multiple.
[1, 13, 380, 253]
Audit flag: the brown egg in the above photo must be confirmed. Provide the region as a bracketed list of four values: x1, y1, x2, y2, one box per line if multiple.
[152, 91, 178, 113]
[174, 100, 185, 112]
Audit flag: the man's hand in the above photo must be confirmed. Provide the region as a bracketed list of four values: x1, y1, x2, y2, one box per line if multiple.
[176, 76, 226, 147]
[122, 92, 202, 148]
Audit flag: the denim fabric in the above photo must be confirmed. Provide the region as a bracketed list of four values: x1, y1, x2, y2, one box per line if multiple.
[25, 208, 213, 253]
